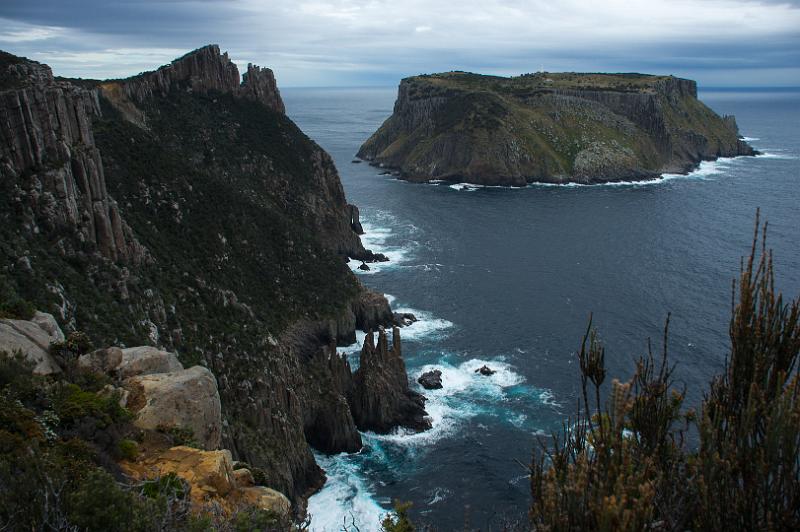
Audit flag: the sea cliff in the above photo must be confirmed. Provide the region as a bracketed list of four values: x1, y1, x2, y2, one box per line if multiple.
[357, 71, 757, 185]
[0, 45, 427, 515]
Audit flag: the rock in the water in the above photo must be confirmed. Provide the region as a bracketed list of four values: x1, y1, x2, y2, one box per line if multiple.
[394, 312, 418, 327]
[123, 366, 222, 450]
[0, 312, 63, 374]
[350, 327, 431, 433]
[358, 262, 370, 271]
[417, 369, 443, 390]
[475, 365, 496, 376]
[351, 159, 362, 164]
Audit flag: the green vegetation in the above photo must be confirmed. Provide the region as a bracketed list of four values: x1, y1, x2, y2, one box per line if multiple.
[529, 213, 800, 530]
[381, 501, 415, 532]
[359, 70, 747, 185]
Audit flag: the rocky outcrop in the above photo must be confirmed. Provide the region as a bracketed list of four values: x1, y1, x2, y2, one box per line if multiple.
[302, 343, 362, 453]
[121, 445, 291, 518]
[0, 311, 63, 374]
[0, 54, 147, 263]
[358, 72, 758, 185]
[353, 289, 395, 332]
[124, 365, 223, 450]
[418, 369, 443, 390]
[351, 327, 431, 433]
[105, 45, 284, 115]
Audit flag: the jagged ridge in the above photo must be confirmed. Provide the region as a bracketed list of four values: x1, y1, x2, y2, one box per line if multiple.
[0, 46, 425, 511]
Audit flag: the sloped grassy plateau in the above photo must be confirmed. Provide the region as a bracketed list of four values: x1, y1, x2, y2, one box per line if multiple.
[358, 71, 757, 185]
[0, 45, 420, 512]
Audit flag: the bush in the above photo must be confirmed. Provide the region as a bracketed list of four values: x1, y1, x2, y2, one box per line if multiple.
[529, 213, 800, 530]
[117, 438, 139, 460]
[52, 382, 130, 427]
[381, 501, 415, 532]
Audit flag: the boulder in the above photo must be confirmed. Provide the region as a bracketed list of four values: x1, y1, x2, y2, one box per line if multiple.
[78, 347, 123, 374]
[233, 468, 255, 488]
[358, 262, 370, 271]
[123, 366, 222, 450]
[418, 370, 443, 390]
[117, 346, 184, 378]
[238, 486, 291, 518]
[0, 312, 63, 374]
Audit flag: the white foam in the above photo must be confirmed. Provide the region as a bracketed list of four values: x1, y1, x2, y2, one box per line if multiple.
[394, 306, 454, 342]
[349, 220, 415, 275]
[757, 151, 799, 160]
[449, 182, 480, 191]
[307, 453, 388, 532]
[366, 358, 529, 448]
[741, 136, 760, 141]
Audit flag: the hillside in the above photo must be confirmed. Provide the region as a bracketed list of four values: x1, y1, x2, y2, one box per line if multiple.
[0, 44, 426, 515]
[357, 71, 757, 185]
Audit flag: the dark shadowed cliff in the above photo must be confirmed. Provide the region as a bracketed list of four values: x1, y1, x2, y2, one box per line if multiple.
[0, 45, 426, 510]
[357, 71, 757, 185]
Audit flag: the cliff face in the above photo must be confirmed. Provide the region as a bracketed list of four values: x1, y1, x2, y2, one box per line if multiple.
[0, 46, 420, 509]
[357, 72, 757, 185]
[0, 51, 146, 263]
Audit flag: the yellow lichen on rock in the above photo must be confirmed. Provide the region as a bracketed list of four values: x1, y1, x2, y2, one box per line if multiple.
[120, 445, 291, 518]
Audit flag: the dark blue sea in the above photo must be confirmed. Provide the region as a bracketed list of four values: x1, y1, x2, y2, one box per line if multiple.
[281, 86, 800, 530]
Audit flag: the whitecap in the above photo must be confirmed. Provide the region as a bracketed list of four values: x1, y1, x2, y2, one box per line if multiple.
[757, 151, 799, 160]
[307, 453, 388, 532]
[449, 182, 481, 191]
[350, 219, 417, 275]
[393, 306, 454, 342]
[741, 136, 760, 141]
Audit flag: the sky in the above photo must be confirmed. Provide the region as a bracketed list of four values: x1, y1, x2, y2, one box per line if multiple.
[1, 0, 799, 88]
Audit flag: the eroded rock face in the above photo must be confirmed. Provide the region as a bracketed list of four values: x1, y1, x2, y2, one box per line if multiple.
[0, 311, 63, 374]
[350, 327, 431, 433]
[358, 72, 758, 185]
[124, 365, 222, 450]
[105, 45, 283, 114]
[0, 54, 147, 263]
[120, 445, 292, 519]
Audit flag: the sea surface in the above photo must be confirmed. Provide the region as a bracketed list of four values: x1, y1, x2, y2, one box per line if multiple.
[282, 86, 800, 530]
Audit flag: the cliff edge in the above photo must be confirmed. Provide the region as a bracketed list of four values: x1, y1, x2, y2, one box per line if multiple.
[357, 71, 757, 185]
[0, 45, 424, 512]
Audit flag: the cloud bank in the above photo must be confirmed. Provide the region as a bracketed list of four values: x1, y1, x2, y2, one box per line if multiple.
[1, 0, 798, 87]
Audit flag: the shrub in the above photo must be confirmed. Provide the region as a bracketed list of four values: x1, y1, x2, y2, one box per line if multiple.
[529, 213, 800, 530]
[381, 501, 415, 532]
[117, 438, 139, 460]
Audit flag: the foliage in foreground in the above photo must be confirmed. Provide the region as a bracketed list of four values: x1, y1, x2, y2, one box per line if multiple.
[0, 350, 297, 531]
[530, 213, 800, 531]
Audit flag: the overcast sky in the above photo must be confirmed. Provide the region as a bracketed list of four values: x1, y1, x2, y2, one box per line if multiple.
[1, 0, 799, 87]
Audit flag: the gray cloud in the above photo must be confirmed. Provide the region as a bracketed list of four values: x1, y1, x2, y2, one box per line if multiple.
[1, 0, 798, 86]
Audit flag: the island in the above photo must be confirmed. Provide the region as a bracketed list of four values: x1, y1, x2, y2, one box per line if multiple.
[357, 72, 758, 186]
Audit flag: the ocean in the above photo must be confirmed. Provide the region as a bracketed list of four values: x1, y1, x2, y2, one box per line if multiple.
[281, 86, 800, 530]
